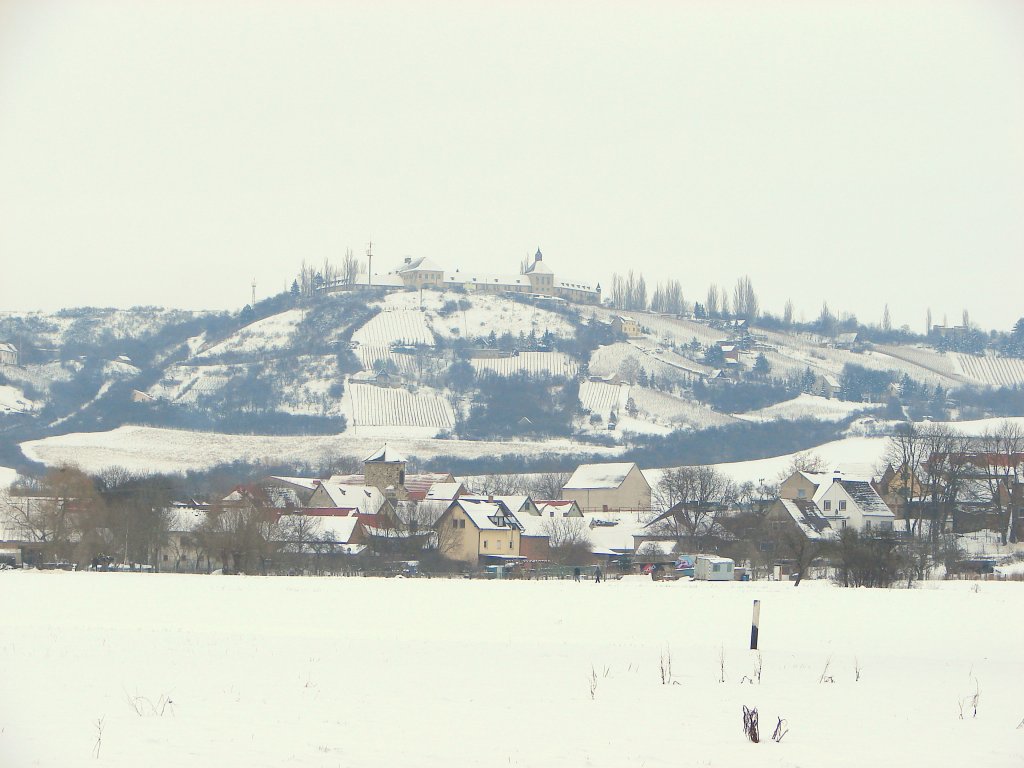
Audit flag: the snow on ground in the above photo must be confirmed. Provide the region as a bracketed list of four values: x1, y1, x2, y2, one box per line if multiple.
[643, 435, 890, 489]
[952, 353, 1024, 387]
[195, 309, 307, 359]
[346, 383, 455, 432]
[351, 308, 435, 346]
[19, 426, 619, 474]
[470, 351, 578, 378]
[0, 465, 15, 490]
[579, 380, 629, 420]
[417, 292, 576, 341]
[0, 383, 35, 414]
[736, 394, 882, 423]
[1, 574, 1021, 768]
[629, 386, 736, 429]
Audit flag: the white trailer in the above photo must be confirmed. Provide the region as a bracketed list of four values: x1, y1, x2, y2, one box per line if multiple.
[694, 555, 734, 581]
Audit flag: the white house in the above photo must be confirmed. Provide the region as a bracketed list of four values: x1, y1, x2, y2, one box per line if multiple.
[561, 462, 652, 514]
[0, 342, 17, 366]
[813, 477, 895, 533]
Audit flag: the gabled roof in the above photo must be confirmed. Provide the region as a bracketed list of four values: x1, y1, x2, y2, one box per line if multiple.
[363, 445, 406, 463]
[396, 256, 444, 273]
[452, 499, 523, 531]
[425, 482, 464, 502]
[314, 483, 387, 515]
[777, 498, 833, 540]
[535, 500, 581, 517]
[563, 462, 642, 491]
[462, 495, 533, 515]
[838, 480, 895, 517]
[524, 250, 557, 274]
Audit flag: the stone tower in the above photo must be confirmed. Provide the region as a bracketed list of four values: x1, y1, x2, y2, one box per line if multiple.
[363, 445, 407, 499]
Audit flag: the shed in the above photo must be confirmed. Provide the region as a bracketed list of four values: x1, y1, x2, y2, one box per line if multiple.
[694, 555, 734, 581]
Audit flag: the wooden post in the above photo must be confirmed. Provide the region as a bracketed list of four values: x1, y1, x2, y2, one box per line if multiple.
[750, 600, 761, 650]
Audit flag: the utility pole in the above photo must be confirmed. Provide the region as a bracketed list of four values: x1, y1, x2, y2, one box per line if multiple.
[367, 240, 373, 286]
[251, 278, 256, 307]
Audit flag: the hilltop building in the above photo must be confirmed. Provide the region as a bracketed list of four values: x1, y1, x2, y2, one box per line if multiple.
[337, 249, 601, 305]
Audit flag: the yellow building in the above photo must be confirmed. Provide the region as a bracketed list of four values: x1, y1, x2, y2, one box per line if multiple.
[435, 499, 523, 565]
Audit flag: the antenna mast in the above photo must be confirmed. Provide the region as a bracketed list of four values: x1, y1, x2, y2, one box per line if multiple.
[367, 240, 373, 286]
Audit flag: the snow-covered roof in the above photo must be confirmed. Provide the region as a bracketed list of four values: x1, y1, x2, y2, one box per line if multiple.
[0, 342, 17, 354]
[443, 273, 529, 288]
[524, 251, 553, 275]
[556, 279, 597, 293]
[396, 256, 444, 273]
[586, 518, 643, 554]
[536, 500, 581, 517]
[563, 462, 639, 490]
[425, 482, 464, 502]
[268, 476, 320, 492]
[314, 483, 387, 516]
[517, 515, 552, 537]
[453, 499, 523, 531]
[777, 499, 833, 540]
[462, 495, 533, 515]
[838, 480, 895, 517]
[363, 445, 406, 463]
[278, 514, 362, 544]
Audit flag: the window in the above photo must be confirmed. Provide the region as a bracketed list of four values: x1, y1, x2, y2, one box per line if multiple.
[881, 521, 893, 531]
[823, 500, 832, 511]
[484, 540, 488, 548]
[509, 541, 513, 549]
[838, 500, 847, 511]
[452, 519, 458, 528]
[797, 489, 806, 499]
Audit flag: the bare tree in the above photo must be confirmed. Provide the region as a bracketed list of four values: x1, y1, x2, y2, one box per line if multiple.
[976, 421, 1024, 544]
[542, 516, 592, 565]
[732, 275, 760, 321]
[652, 466, 736, 549]
[526, 472, 571, 500]
[340, 248, 362, 286]
[196, 493, 280, 574]
[783, 298, 794, 327]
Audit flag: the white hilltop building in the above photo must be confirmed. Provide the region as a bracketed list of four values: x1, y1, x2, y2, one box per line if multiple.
[334, 248, 601, 305]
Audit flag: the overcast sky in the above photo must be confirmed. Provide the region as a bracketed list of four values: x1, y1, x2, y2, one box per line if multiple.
[1, 0, 1022, 331]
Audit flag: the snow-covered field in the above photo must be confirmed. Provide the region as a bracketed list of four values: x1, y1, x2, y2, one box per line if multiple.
[1, 573, 1021, 767]
[0, 465, 15, 490]
[19, 426, 618, 474]
[351, 308, 435, 346]
[952, 353, 1024, 387]
[0, 383, 35, 414]
[470, 351, 578, 378]
[736, 394, 882, 423]
[195, 309, 307, 359]
[346, 383, 455, 431]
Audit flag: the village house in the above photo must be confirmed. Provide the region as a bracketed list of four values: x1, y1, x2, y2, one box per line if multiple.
[611, 315, 642, 338]
[814, 476, 896, 533]
[434, 498, 523, 566]
[561, 462, 652, 514]
[812, 373, 841, 399]
[765, 498, 834, 542]
[0, 342, 18, 366]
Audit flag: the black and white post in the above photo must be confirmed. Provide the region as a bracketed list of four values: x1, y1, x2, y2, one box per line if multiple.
[750, 600, 761, 650]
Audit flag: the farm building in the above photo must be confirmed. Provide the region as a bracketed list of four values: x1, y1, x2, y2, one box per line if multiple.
[561, 462, 652, 514]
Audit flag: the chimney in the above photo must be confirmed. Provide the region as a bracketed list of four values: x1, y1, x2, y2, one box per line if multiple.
[404, 256, 412, 264]
[487, 494, 494, 502]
